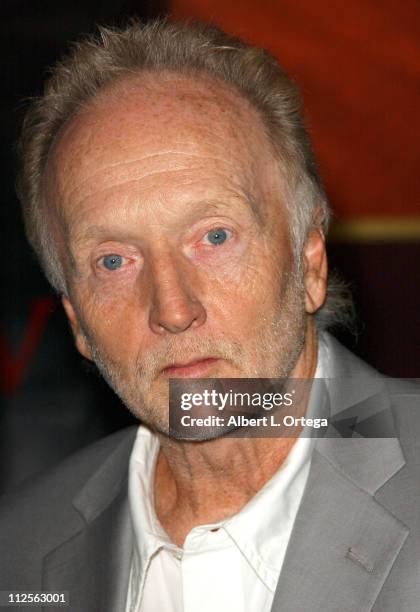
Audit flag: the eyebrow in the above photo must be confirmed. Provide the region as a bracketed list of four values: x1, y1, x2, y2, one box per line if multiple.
[68, 191, 264, 246]
[195, 193, 264, 225]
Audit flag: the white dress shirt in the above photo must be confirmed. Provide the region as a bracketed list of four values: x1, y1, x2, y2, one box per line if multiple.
[125, 337, 329, 612]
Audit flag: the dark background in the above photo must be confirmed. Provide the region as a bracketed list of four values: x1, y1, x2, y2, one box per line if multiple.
[1, 0, 419, 495]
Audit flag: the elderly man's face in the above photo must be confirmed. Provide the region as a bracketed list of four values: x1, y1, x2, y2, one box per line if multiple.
[48, 74, 324, 435]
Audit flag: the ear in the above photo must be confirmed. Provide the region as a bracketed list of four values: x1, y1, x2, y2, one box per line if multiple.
[302, 228, 328, 314]
[61, 295, 93, 361]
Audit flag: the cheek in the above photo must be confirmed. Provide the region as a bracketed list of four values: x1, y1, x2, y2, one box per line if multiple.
[71, 282, 149, 357]
[204, 262, 281, 330]
[204, 238, 276, 290]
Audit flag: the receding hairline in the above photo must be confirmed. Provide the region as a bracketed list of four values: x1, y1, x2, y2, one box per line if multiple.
[50, 67, 282, 165]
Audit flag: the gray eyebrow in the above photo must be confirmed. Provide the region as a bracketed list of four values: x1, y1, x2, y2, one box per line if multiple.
[67, 191, 265, 247]
[199, 195, 263, 223]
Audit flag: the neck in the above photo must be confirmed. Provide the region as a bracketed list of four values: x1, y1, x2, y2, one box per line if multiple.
[154, 320, 318, 546]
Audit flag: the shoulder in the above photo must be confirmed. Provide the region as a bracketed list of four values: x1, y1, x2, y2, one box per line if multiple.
[0, 425, 137, 511]
[324, 330, 420, 454]
[0, 426, 137, 582]
[386, 377, 420, 460]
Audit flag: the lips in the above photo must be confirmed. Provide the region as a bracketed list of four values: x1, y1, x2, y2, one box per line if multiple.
[161, 357, 220, 378]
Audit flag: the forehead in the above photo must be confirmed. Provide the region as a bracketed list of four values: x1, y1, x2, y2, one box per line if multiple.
[48, 72, 282, 223]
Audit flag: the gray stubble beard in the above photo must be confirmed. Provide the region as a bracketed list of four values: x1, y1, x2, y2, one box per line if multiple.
[80, 268, 307, 437]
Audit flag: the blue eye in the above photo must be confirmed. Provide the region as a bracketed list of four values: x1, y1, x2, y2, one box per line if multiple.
[102, 254, 123, 270]
[205, 228, 229, 245]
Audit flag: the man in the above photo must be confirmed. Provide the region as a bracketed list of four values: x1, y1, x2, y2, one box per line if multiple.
[0, 18, 419, 612]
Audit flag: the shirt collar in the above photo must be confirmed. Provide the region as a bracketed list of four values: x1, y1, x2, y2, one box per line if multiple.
[129, 428, 178, 563]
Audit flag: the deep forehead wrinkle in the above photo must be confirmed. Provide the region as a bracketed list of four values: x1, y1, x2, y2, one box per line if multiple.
[59, 149, 248, 209]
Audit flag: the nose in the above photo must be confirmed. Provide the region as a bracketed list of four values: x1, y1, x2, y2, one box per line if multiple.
[148, 254, 206, 335]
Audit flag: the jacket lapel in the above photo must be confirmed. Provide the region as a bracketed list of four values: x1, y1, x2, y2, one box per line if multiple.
[270, 446, 408, 612]
[271, 334, 409, 612]
[41, 428, 136, 612]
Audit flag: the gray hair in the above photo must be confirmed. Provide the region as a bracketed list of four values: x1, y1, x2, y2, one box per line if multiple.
[16, 17, 353, 329]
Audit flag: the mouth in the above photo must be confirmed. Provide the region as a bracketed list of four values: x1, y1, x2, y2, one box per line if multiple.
[161, 357, 220, 378]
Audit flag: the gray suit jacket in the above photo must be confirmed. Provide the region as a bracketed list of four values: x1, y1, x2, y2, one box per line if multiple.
[0, 334, 419, 612]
